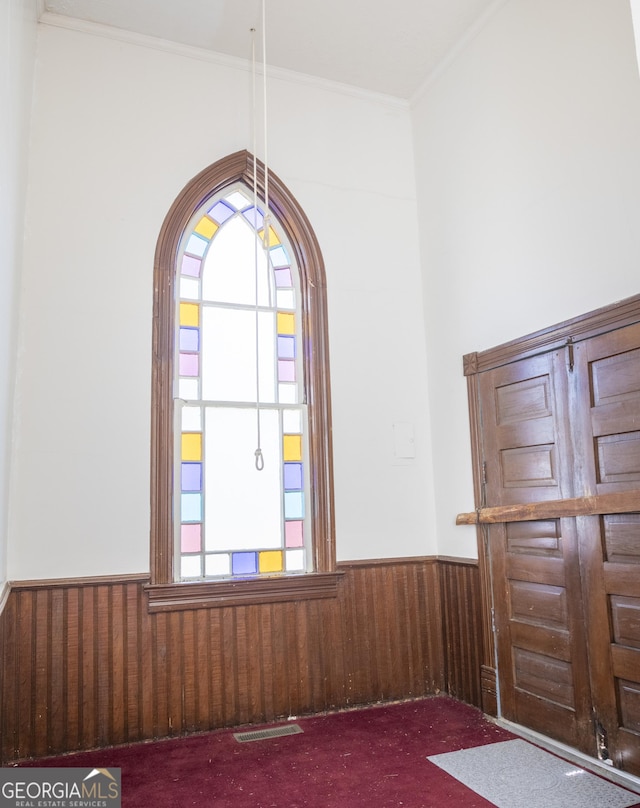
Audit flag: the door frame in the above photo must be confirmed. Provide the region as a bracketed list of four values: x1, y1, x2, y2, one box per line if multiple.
[462, 292, 640, 717]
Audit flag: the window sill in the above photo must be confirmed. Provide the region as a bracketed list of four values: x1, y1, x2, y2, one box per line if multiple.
[144, 571, 344, 612]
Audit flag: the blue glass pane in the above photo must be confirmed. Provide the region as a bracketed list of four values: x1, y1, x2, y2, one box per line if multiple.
[181, 462, 202, 491]
[207, 200, 235, 224]
[181, 493, 202, 522]
[185, 234, 208, 257]
[270, 246, 289, 267]
[180, 327, 199, 352]
[242, 206, 265, 229]
[232, 552, 258, 575]
[284, 491, 305, 519]
[283, 463, 303, 490]
[277, 335, 296, 359]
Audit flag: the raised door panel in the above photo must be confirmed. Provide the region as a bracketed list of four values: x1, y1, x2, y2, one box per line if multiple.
[480, 351, 593, 752]
[573, 326, 640, 775]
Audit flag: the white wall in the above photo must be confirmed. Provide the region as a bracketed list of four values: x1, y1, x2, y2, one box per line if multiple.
[8, 21, 435, 579]
[412, 0, 640, 558]
[0, 0, 37, 594]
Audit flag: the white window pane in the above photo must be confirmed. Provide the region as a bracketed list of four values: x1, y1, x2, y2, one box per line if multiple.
[201, 216, 272, 306]
[276, 290, 295, 310]
[181, 406, 202, 431]
[282, 409, 302, 434]
[279, 383, 298, 404]
[204, 408, 281, 552]
[286, 549, 305, 572]
[181, 556, 202, 578]
[206, 553, 231, 577]
[225, 190, 251, 210]
[180, 277, 200, 300]
[179, 378, 199, 400]
[201, 308, 275, 403]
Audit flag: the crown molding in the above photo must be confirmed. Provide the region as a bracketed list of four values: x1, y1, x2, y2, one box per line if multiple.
[38, 11, 410, 112]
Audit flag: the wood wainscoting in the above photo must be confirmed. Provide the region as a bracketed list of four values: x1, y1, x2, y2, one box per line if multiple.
[0, 557, 482, 763]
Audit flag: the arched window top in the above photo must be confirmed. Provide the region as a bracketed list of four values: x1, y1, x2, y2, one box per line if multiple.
[148, 151, 338, 611]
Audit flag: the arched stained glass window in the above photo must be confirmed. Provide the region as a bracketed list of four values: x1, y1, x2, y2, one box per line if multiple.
[149, 151, 338, 610]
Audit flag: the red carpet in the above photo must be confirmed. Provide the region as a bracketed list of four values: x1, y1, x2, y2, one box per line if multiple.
[15, 696, 640, 808]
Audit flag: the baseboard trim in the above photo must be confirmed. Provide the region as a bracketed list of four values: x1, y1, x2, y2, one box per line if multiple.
[495, 718, 640, 796]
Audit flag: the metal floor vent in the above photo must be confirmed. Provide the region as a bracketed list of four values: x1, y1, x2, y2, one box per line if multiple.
[233, 724, 303, 743]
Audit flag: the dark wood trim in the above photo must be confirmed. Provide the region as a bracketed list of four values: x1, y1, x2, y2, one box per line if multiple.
[463, 292, 640, 375]
[457, 491, 640, 525]
[0, 559, 450, 762]
[436, 556, 479, 566]
[151, 150, 335, 593]
[337, 556, 438, 569]
[10, 574, 150, 590]
[145, 571, 344, 612]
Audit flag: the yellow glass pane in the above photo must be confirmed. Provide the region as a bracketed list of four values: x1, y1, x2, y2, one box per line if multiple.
[194, 216, 219, 240]
[277, 312, 295, 335]
[259, 226, 281, 247]
[182, 433, 202, 461]
[283, 434, 302, 462]
[180, 302, 199, 327]
[259, 550, 283, 573]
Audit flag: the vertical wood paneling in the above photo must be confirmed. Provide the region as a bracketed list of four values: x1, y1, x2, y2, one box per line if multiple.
[438, 559, 483, 708]
[0, 559, 482, 763]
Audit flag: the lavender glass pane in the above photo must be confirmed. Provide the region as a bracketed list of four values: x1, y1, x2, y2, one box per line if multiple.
[284, 491, 304, 519]
[278, 360, 296, 382]
[181, 523, 201, 553]
[181, 462, 202, 491]
[186, 234, 208, 257]
[242, 206, 265, 228]
[283, 462, 303, 490]
[270, 246, 289, 267]
[181, 493, 202, 522]
[274, 267, 292, 287]
[207, 200, 235, 224]
[180, 327, 199, 352]
[232, 552, 258, 575]
[180, 353, 199, 377]
[277, 335, 295, 359]
[182, 254, 202, 277]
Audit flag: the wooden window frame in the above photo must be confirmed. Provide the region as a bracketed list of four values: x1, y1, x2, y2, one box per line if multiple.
[147, 150, 340, 612]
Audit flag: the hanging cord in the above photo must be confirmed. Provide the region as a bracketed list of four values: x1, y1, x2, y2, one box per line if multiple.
[261, 0, 271, 251]
[251, 27, 264, 472]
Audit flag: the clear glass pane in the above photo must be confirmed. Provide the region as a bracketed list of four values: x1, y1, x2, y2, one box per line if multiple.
[181, 555, 202, 578]
[276, 290, 295, 310]
[179, 378, 199, 400]
[201, 308, 275, 403]
[205, 553, 231, 576]
[185, 234, 208, 257]
[201, 216, 272, 307]
[181, 493, 202, 522]
[180, 278, 200, 300]
[284, 491, 304, 519]
[285, 549, 305, 572]
[282, 409, 302, 433]
[279, 383, 298, 404]
[181, 406, 202, 431]
[269, 246, 290, 268]
[225, 190, 252, 210]
[204, 407, 281, 552]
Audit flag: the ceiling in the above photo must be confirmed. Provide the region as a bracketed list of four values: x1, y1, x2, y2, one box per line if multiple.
[41, 0, 502, 99]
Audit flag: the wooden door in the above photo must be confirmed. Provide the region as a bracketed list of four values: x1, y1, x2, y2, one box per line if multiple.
[467, 305, 640, 776]
[572, 323, 640, 774]
[478, 349, 594, 752]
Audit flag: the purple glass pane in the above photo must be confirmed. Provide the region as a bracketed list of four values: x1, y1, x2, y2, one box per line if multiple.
[274, 267, 292, 288]
[278, 359, 296, 382]
[181, 523, 201, 552]
[285, 520, 303, 548]
[181, 462, 202, 491]
[284, 462, 303, 490]
[180, 327, 199, 352]
[277, 335, 295, 359]
[242, 207, 265, 228]
[180, 353, 199, 377]
[207, 200, 235, 224]
[182, 254, 202, 277]
[232, 552, 258, 575]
